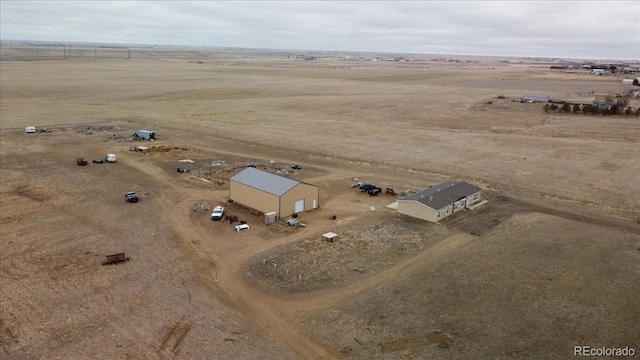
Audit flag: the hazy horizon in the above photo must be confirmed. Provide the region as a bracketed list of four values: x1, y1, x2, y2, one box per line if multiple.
[1, 1, 638, 61]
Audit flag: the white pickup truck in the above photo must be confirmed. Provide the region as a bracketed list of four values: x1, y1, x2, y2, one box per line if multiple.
[211, 205, 225, 220]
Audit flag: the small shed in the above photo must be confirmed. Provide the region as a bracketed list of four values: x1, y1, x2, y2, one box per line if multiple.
[264, 212, 278, 225]
[322, 232, 338, 242]
[136, 130, 156, 140]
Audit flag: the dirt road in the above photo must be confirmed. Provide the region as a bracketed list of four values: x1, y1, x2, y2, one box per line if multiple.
[124, 150, 476, 359]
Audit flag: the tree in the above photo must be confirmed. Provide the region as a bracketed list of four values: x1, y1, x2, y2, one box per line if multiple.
[543, 104, 550, 113]
[624, 107, 632, 116]
[561, 103, 571, 113]
[572, 104, 581, 113]
[550, 104, 559, 111]
[583, 104, 599, 115]
[609, 65, 617, 73]
[633, 78, 639, 86]
[610, 105, 619, 115]
[636, 107, 640, 116]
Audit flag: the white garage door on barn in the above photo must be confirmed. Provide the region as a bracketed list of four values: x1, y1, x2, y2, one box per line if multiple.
[294, 199, 305, 213]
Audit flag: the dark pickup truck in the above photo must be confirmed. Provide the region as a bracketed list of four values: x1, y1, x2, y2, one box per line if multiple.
[359, 183, 376, 192]
[125, 191, 139, 203]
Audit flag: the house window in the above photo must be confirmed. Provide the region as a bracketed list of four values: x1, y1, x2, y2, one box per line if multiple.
[473, 193, 479, 201]
[437, 210, 441, 218]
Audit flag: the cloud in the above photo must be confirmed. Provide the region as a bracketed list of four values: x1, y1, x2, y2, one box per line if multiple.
[1, 1, 638, 59]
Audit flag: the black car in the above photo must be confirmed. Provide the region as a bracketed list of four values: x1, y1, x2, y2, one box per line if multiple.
[125, 191, 139, 203]
[368, 187, 382, 196]
[291, 164, 303, 170]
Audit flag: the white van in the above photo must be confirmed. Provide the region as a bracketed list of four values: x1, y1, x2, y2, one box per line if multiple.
[234, 224, 250, 232]
[106, 154, 117, 163]
[25, 126, 36, 133]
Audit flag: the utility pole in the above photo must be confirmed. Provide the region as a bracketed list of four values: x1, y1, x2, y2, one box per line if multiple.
[64, 45, 67, 59]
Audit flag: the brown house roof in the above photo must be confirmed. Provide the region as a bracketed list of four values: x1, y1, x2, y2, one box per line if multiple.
[399, 182, 481, 210]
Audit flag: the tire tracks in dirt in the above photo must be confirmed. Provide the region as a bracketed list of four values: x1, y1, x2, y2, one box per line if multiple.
[130, 157, 478, 359]
[126, 151, 639, 359]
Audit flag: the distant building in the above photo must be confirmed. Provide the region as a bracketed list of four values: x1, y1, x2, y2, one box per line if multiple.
[135, 130, 156, 140]
[522, 94, 550, 103]
[592, 69, 605, 76]
[397, 182, 482, 223]
[593, 100, 617, 109]
[622, 79, 635, 84]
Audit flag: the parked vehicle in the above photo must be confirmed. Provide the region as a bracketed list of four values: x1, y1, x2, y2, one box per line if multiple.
[286, 217, 299, 226]
[211, 205, 225, 220]
[234, 224, 250, 232]
[291, 164, 303, 170]
[368, 187, 382, 196]
[359, 183, 376, 192]
[125, 191, 138, 203]
[76, 157, 88, 166]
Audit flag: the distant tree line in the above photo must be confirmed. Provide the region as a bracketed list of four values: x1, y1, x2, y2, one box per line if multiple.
[544, 103, 639, 116]
[543, 94, 639, 116]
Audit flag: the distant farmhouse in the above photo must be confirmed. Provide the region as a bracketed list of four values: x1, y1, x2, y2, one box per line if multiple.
[522, 94, 550, 103]
[397, 182, 482, 223]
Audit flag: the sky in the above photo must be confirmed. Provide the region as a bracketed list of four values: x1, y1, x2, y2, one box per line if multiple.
[1, 1, 639, 60]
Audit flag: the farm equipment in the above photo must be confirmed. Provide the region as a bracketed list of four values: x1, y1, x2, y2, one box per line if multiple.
[385, 187, 397, 196]
[101, 252, 129, 265]
[76, 157, 88, 166]
[225, 214, 239, 223]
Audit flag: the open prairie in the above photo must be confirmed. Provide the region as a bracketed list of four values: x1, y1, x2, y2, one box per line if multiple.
[1, 46, 639, 359]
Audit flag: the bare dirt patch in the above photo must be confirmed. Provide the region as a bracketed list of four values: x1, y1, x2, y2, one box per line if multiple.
[245, 213, 452, 294]
[304, 212, 640, 359]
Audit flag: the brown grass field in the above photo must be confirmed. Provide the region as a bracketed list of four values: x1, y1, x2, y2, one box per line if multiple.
[1, 46, 639, 359]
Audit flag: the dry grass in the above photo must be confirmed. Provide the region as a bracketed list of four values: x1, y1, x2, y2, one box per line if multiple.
[1, 47, 639, 359]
